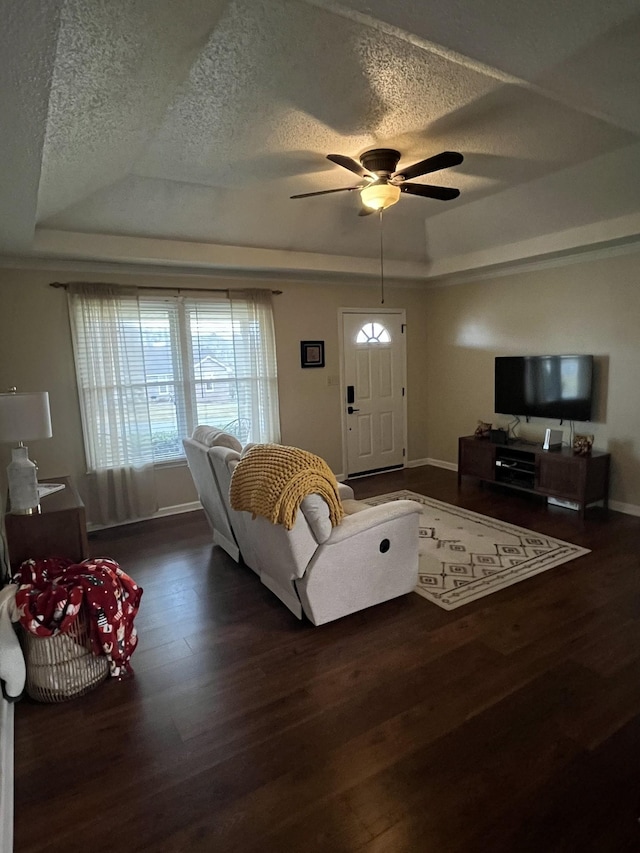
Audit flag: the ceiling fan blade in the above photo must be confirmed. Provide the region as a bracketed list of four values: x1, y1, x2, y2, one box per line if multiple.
[290, 186, 362, 199]
[327, 154, 370, 179]
[400, 183, 460, 201]
[394, 151, 463, 181]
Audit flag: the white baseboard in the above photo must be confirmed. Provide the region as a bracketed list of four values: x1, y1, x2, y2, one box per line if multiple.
[88, 500, 202, 532]
[342, 460, 455, 475]
[406, 458, 429, 468]
[407, 457, 458, 472]
[426, 458, 458, 471]
[87, 484, 640, 528]
[154, 501, 202, 519]
[609, 499, 640, 517]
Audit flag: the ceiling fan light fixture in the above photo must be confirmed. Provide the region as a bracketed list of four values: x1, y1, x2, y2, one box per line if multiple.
[360, 182, 400, 211]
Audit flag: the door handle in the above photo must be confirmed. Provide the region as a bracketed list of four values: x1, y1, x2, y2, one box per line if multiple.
[347, 406, 360, 414]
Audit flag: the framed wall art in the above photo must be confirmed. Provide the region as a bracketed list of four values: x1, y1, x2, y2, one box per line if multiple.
[300, 340, 325, 368]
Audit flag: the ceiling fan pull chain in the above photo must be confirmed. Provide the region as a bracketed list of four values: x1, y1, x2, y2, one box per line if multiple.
[379, 209, 385, 305]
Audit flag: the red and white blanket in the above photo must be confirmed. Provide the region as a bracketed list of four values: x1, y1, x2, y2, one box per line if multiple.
[14, 557, 142, 678]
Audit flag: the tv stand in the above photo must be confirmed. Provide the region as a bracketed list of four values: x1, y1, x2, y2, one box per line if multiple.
[457, 435, 610, 518]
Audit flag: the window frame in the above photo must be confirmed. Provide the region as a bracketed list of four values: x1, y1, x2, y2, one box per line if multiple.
[69, 288, 279, 470]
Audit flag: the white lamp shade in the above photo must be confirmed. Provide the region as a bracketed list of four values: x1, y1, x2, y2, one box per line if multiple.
[0, 391, 52, 443]
[360, 182, 401, 211]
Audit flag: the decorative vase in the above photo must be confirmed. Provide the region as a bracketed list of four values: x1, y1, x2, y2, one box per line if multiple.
[7, 446, 39, 514]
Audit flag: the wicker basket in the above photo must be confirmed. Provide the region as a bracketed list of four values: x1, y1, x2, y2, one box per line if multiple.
[21, 607, 109, 702]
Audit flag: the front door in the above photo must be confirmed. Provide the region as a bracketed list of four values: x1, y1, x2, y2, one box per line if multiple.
[341, 310, 406, 477]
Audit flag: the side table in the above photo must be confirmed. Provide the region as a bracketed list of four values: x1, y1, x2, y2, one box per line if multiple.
[4, 476, 89, 572]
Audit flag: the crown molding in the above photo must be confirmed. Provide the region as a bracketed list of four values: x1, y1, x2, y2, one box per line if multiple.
[428, 232, 640, 287]
[3, 220, 640, 289]
[21, 228, 430, 285]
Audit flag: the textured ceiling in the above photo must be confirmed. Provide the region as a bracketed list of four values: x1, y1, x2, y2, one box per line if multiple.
[3, 0, 640, 279]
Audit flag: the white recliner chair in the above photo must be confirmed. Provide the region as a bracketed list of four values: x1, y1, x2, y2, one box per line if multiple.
[183, 426, 247, 563]
[184, 428, 421, 626]
[184, 426, 354, 576]
[240, 492, 422, 625]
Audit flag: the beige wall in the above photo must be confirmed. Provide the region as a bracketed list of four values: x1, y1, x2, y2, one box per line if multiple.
[424, 250, 640, 509]
[274, 279, 431, 469]
[2, 248, 639, 519]
[0, 267, 431, 516]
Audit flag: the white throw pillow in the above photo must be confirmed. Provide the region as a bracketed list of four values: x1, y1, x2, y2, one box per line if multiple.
[300, 494, 332, 543]
[192, 425, 222, 446]
[210, 432, 242, 452]
[192, 425, 242, 452]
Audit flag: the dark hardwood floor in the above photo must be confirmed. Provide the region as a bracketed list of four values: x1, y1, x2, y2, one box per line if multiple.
[13, 466, 640, 852]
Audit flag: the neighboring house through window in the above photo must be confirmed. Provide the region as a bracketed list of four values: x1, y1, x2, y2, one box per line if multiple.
[68, 283, 281, 472]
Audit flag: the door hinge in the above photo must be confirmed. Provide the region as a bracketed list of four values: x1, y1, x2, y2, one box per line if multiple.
[402, 387, 405, 396]
[403, 448, 406, 457]
[401, 324, 406, 333]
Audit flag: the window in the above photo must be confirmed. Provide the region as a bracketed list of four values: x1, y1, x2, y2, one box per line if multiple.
[356, 322, 391, 343]
[68, 285, 280, 470]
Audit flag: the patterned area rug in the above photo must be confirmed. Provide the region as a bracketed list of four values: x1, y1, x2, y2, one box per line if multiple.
[364, 491, 590, 610]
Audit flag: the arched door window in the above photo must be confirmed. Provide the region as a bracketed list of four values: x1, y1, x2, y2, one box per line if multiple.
[356, 322, 391, 344]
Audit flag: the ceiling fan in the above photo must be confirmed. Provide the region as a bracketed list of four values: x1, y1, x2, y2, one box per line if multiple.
[290, 148, 463, 215]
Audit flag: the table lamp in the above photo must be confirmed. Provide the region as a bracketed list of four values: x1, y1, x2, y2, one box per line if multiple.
[0, 388, 52, 514]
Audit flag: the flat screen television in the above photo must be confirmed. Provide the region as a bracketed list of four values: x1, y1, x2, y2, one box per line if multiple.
[495, 355, 593, 421]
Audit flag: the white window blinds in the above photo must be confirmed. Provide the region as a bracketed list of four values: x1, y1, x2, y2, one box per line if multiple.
[68, 285, 280, 470]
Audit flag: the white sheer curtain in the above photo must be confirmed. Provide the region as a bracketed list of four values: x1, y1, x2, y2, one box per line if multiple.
[229, 289, 281, 443]
[68, 284, 280, 526]
[68, 284, 158, 526]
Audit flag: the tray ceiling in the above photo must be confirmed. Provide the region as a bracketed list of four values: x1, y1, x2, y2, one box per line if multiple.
[3, 0, 640, 281]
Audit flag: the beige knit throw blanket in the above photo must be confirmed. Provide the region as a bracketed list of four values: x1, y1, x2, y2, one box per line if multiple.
[229, 444, 345, 530]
